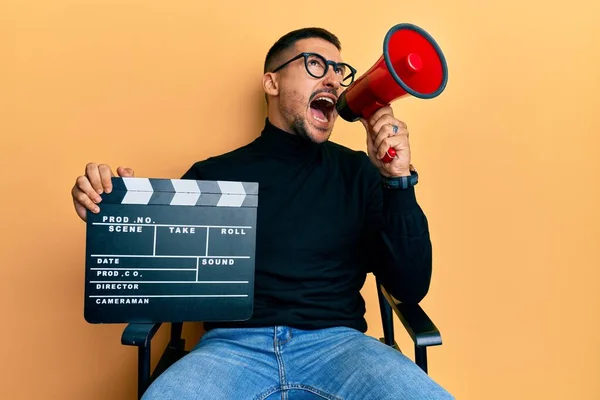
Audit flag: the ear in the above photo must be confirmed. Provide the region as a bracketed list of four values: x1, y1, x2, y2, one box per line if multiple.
[262, 72, 280, 98]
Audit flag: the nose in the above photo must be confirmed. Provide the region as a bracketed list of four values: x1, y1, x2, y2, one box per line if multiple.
[322, 68, 341, 90]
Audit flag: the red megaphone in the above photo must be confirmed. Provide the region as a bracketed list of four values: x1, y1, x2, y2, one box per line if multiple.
[336, 23, 448, 163]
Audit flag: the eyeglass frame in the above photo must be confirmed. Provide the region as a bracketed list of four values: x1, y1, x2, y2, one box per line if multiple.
[270, 52, 357, 87]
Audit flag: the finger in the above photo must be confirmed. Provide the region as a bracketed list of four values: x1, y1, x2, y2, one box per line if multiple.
[98, 164, 114, 193]
[377, 137, 395, 160]
[377, 137, 393, 160]
[377, 135, 408, 160]
[75, 175, 103, 204]
[374, 124, 408, 153]
[117, 166, 135, 177]
[373, 123, 395, 151]
[367, 106, 394, 127]
[372, 117, 407, 139]
[72, 185, 100, 214]
[370, 114, 396, 135]
[85, 163, 104, 194]
[85, 163, 115, 194]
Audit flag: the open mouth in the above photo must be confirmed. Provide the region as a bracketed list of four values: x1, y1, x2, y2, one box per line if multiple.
[309, 96, 336, 124]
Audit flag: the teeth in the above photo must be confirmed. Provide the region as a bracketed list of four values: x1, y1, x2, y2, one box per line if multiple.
[316, 97, 334, 104]
[311, 96, 333, 124]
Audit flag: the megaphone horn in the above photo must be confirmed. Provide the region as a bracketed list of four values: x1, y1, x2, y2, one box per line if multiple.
[336, 23, 448, 163]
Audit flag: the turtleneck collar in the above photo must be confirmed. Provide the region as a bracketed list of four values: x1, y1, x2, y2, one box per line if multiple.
[259, 118, 324, 160]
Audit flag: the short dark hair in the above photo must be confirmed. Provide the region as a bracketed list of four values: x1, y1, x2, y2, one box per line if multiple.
[264, 27, 341, 73]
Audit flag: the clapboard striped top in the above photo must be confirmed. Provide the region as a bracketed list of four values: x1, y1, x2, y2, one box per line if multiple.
[101, 177, 258, 207]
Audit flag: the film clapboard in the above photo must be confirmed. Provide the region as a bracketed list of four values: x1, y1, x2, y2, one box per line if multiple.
[84, 176, 259, 324]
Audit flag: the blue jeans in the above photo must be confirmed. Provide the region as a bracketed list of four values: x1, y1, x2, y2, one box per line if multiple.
[142, 326, 453, 399]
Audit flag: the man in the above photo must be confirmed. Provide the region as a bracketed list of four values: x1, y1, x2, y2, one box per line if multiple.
[72, 27, 453, 399]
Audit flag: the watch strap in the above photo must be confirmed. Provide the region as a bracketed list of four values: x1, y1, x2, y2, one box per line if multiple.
[381, 170, 418, 189]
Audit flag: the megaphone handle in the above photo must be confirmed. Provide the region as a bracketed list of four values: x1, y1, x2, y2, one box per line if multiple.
[362, 103, 396, 164]
[381, 148, 396, 163]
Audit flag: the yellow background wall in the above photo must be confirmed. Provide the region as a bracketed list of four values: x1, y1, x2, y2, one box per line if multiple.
[2, 0, 599, 399]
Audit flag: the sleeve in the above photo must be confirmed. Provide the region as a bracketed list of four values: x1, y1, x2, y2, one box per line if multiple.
[364, 164, 433, 304]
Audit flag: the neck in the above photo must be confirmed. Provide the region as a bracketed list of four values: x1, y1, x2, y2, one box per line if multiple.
[259, 117, 323, 161]
[267, 107, 295, 136]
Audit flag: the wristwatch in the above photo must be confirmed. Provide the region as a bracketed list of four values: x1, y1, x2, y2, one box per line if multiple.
[381, 169, 418, 189]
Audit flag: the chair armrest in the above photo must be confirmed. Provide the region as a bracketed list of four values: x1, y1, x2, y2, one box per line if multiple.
[380, 286, 442, 347]
[121, 323, 162, 347]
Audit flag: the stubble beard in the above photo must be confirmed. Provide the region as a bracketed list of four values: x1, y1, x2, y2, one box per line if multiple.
[280, 89, 332, 144]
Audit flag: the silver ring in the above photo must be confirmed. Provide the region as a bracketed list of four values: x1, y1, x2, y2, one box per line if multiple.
[391, 124, 399, 135]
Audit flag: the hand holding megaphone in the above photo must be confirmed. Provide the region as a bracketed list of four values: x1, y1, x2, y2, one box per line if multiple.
[336, 23, 448, 163]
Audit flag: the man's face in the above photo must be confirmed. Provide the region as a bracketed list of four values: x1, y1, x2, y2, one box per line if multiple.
[271, 38, 350, 144]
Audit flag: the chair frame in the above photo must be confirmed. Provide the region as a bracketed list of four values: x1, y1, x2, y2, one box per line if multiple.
[121, 280, 442, 399]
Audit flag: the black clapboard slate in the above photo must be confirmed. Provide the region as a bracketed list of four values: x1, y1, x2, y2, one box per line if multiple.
[84, 177, 259, 324]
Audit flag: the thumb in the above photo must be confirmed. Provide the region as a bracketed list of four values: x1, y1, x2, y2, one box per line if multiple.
[117, 166, 135, 177]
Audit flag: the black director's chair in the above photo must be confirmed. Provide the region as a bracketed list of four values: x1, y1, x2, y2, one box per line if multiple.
[121, 280, 443, 400]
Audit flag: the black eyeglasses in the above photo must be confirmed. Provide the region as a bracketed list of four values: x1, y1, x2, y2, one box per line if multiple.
[271, 52, 357, 87]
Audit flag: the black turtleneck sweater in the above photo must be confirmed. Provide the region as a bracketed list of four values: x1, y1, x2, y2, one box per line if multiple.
[181, 119, 432, 332]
